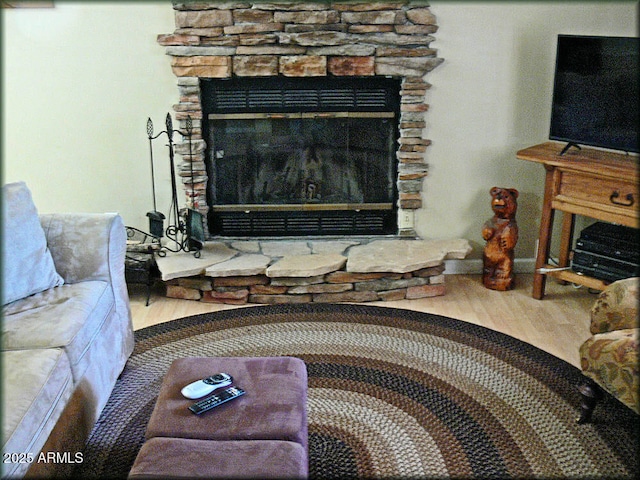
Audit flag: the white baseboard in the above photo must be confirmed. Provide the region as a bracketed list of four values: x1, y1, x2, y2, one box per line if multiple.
[444, 258, 536, 275]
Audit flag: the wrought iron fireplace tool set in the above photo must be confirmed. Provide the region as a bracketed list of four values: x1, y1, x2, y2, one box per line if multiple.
[139, 113, 204, 258]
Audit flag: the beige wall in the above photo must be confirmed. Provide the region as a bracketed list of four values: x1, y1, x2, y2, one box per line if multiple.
[2, 1, 177, 227]
[423, 1, 637, 262]
[3, 2, 637, 264]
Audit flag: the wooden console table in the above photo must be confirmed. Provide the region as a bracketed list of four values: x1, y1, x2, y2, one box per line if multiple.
[517, 142, 639, 299]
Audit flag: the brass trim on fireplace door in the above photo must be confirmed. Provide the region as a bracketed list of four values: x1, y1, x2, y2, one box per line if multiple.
[208, 112, 395, 120]
[211, 203, 393, 212]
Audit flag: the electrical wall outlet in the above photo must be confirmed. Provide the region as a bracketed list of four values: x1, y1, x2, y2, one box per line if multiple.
[399, 209, 415, 229]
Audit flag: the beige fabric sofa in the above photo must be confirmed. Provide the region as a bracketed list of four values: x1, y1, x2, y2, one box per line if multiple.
[1, 182, 134, 478]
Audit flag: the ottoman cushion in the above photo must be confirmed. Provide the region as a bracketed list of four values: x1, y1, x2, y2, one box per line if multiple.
[145, 357, 308, 448]
[128, 437, 307, 479]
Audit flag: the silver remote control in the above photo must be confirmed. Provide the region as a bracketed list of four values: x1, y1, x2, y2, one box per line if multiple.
[181, 373, 233, 399]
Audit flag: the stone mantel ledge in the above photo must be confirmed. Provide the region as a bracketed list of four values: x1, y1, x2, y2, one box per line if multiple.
[154, 238, 472, 304]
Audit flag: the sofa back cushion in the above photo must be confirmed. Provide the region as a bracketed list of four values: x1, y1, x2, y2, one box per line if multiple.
[2, 182, 64, 305]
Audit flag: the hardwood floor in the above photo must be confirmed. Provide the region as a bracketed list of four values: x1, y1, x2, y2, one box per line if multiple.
[128, 274, 597, 368]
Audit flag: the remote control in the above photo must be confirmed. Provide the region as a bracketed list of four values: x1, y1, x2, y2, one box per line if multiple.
[181, 373, 233, 399]
[189, 386, 245, 415]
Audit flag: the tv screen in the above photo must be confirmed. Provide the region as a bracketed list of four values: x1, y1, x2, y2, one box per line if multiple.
[549, 35, 639, 154]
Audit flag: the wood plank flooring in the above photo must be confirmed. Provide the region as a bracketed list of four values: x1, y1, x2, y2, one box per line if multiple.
[128, 274, 597, 368]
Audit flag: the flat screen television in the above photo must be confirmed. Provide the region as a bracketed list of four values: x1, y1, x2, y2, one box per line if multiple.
[549, 35, 639, 155]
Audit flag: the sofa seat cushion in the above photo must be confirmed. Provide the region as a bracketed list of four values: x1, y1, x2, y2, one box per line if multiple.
[1, 349, 73, 479]
[1, 281, 114, 382]
[580, 327, 639, 413]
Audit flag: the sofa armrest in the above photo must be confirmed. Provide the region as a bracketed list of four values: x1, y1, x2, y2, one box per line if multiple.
[40, 213, 126, 284]
[40, 213, 132, 335]
[590, 277, 639, 334]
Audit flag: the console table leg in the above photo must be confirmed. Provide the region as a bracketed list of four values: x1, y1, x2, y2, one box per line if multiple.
[532, 268, 546, 300]
[533, 169, 557, 299]
[557, 212, 575, 285]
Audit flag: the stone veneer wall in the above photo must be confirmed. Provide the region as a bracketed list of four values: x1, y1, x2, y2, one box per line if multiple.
[158, 1, 443, 238]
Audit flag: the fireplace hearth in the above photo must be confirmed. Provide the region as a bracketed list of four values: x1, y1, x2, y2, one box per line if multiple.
[158, 1, 443, 238]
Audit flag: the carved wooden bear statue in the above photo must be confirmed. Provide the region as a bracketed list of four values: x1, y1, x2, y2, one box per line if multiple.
[482, 187, 519, 291]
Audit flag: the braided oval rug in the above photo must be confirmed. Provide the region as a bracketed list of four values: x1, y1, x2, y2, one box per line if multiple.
[75, 303, 638, 479]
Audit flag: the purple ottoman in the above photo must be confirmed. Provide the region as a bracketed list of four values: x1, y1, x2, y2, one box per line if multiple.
[129, 437, 307, 479]
[145, 357, 308, 448]
[129, 357, 308, 479]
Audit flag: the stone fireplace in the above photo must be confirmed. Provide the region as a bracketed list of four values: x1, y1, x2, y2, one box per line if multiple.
[158, 1, 443, 239]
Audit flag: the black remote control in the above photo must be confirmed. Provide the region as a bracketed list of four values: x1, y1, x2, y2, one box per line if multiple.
[188, 386, 245, 415]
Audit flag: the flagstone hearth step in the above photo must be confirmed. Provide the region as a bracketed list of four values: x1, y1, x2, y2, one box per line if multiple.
[154, 238, 471, 305]
[205, 254, 271, 277]
[266, 253, 347, 278]
[156, 243, 236, 281]
[347, 238, 472, 273]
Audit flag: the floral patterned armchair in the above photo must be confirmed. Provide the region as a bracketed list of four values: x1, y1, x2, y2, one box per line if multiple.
[577, 277, 639, 423]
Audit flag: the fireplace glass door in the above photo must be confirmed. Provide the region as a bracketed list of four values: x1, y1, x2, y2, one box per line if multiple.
[210, 112, 395, 206]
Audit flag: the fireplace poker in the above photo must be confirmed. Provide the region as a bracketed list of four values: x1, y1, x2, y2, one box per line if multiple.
[146, 117, 165, 238]
[184, 115, 204, 253]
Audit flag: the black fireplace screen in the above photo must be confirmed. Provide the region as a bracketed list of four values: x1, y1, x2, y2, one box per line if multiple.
[202, 77, 400, 236]
[210, 113, 396, 205]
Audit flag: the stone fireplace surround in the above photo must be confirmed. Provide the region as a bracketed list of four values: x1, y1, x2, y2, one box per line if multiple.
[153, 1, 474, 304]
[158, 0, 443, 239]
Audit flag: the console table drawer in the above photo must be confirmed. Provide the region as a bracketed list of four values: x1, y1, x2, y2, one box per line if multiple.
[558, 171, 636, 212]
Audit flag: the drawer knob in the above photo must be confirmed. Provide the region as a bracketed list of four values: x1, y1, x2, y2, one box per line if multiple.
[609, 191, 634, 207]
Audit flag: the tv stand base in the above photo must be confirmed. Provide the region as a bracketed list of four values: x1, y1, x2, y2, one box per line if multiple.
[559, 142, 581, 156]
